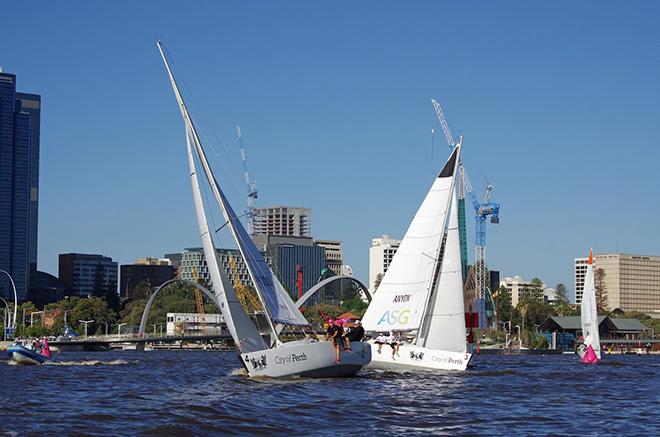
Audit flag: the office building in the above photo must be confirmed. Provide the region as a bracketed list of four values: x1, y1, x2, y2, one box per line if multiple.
[0, 70, 40, 302]
[315, 239, 343, 275]
[176, 247, 261, 292]
[252, 206, 312, 237]
[575, 253, 660, 312]
[58, 253, 118, 297]
[369, 235, 401, 292]
[120, 258, 175, 300]
[252, 235, 325, 301]
[499, 275, 544, 307]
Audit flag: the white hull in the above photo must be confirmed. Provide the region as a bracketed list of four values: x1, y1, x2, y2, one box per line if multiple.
[368, 342, 472, 371]
[241, 340, 371, 378]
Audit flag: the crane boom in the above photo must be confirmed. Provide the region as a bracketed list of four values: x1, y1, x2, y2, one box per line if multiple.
[237, 126, 258, 234]
[431, 98, 455, 147]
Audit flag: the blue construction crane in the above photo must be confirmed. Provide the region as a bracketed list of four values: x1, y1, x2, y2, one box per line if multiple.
[431, 99, 500, 329]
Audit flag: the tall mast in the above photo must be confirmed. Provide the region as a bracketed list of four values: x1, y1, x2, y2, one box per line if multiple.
[157, 41, 267, 352]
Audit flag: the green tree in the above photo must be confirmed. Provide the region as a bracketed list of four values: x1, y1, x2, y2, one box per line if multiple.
[495, 285, 513, 324]
[373, 273, 384, 292]
[594, 268, 609, 313]
[340, 296, 368, 317]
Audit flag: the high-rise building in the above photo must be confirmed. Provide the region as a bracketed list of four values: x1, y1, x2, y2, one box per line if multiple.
[252, 235, 325, 301]
[252, 206, 312, 237]
[369, 235, 401, 292]
[120, 258, 175, 300]
[0, 70, 39, 302]
[499, 275, 544, 307]
[315, 239, 343, 276]
[15, 92, 40, 293]
[574, 253, 660, 312]
[58, 253, 118, 297]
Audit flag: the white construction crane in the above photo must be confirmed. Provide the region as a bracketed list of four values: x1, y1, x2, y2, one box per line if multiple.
[237, 126, 258, 235]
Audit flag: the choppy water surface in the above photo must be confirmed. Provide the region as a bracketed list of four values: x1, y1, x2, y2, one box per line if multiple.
[2, 350, 658, 435]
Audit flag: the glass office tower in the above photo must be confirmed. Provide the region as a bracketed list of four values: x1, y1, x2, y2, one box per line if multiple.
[0, 71, 39, 302]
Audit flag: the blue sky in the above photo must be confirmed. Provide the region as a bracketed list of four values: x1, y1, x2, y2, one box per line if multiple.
[3, 2, 659, 299]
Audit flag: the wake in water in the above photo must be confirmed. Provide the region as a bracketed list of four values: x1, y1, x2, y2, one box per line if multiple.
[44, 359, 138, 366]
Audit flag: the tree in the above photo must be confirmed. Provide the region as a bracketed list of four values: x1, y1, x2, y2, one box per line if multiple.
[555, 283, 569, 306]
[495, 285, 513, 324]
[594, 268, 609, 313]
[553, 283, 574, 316]
[373, 273, 383, 292]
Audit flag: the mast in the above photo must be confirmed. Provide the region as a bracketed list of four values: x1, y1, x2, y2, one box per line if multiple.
[157, 41, 266, 352]
[157, 41, 306, 348]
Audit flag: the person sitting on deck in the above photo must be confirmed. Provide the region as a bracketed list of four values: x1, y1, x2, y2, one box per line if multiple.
[388, 331, 401, 358]
[374, 332, 389, 354]
[343, 320, 365, 352]
[325, 319, 344, 364]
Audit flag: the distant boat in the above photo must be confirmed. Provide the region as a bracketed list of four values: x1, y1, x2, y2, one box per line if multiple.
[361, 140, 473, 371]
[7, 339, 53, 365]
[577, 249, 601, 364]
[157, 41, 370, 378]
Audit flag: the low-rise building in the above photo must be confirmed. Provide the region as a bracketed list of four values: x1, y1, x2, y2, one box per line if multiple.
[166, 312, 225, 336]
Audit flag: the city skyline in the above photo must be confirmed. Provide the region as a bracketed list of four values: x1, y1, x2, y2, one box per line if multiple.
[2, 3, 659, 299]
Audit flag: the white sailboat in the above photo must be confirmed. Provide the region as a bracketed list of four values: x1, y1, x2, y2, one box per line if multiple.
[157, 41, 370, 377]
[362, 141, 472, 371]
[578, 249, 601, 364]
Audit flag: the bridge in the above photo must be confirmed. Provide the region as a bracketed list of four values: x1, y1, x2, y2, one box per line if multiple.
[51, 275, 371, 352]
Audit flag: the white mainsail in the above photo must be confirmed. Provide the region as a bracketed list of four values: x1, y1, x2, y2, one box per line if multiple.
[418, 190, 467, 352]
[157, 42, 307, 336]
[362, 143, 461, 332]
[581, 249, 601, 359]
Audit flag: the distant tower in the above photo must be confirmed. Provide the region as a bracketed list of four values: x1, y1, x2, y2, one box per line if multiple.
[0, 71, 40, 301]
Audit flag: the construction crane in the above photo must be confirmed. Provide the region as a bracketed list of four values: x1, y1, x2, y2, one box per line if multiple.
[227, 254, 263, 313]
[431, 99, 500, 329]
[191, 267, 206, 334]
[237, 126, 258, 235]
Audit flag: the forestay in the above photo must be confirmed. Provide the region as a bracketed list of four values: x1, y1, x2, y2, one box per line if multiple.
[581, 250, 601, 359]
[362, 145, 460, 332]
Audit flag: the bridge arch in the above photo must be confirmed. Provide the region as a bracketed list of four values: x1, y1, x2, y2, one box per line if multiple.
[295, 275, 372, 309]
[138, 279, 219, 337]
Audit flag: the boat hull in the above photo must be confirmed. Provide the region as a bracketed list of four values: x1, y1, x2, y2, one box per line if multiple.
[7, 345, 51, 365]
[241, 339, 371, 378]
[367, 342, 472, 371]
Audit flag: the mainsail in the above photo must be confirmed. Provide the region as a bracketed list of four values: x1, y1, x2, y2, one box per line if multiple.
[418, 191, 467, 352]
[362, 143, 461, 332]
[157, 42, 307, 333]
[159, 42, 267, 353]
[581, 249, 601, 359]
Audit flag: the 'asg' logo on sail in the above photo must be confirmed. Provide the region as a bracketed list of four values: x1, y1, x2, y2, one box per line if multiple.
[378, 309, 410, 325]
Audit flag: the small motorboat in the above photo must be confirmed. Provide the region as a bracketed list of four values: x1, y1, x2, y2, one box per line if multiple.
[7, 338, 54, 365]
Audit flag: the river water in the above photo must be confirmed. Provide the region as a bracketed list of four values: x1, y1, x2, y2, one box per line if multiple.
[2, 350, 658, 435]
